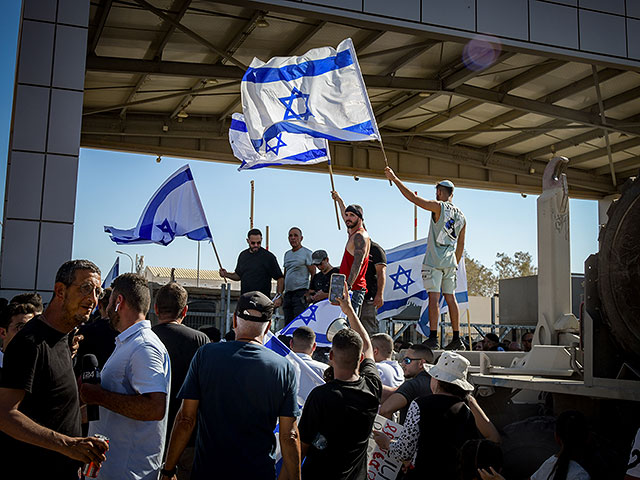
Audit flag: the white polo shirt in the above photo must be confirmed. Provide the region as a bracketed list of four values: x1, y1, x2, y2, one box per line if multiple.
[89, 320, 171, 480]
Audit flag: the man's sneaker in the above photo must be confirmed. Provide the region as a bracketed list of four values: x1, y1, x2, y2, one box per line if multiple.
[424, 337, 440, 350]
[443, 337, 466, 351]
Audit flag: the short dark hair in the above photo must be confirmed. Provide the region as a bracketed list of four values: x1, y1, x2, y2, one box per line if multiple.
[410, 343, 435, 364]
[10, 292, 43, 312]
[521, 331, 533, 341]
[155, 282, 188, 319]
[289, 226, 302, 235]
[247, 228, 262, 238]
[0, 303, 36, 329]
[485, 333, 500, 343]
[199, 326, 220, 342]
[111, 273, 150, 315]
[98, 287, 112, 309]
[55, 260, 101, 286]
[293, 326, 315, 349]
[437, 185, 453, 197]
[371, 333, 393, 357]
[331, 328, 363, 370]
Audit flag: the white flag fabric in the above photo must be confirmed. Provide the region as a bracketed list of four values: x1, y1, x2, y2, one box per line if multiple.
[377, 238, 429, 320]
[229, 113, 330, 170]
[278, 299, 348, 347]
[417, 258, 469, 336]
[241, 38, 380, 154]
[104, 165, 213, 246]
[101, 258, 120, 288]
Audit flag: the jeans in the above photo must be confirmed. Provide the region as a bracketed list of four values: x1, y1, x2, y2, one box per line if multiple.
[350, 289, 366, 317]
[283, 289, 308, 323]
[360, 299, 379, 337]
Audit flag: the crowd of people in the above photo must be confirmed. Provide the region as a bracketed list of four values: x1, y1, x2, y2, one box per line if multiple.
[0, 173, 638, 480]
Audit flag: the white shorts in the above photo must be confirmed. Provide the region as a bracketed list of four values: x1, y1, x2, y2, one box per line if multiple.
[422, 265, 457, 294]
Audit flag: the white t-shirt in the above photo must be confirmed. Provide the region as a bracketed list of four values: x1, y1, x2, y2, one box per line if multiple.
[627, 428, 640, 478]
[376, 360, 404, 388]
[531, 455, 590, 480]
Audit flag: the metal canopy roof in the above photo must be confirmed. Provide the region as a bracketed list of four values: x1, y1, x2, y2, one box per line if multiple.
[81, 0, 640, 199]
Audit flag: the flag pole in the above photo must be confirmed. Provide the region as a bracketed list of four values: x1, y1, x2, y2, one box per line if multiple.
[466, 308, 473, 350]
[414, 191, 418, 241]
[210, 240, 227, 283]
[378, 139, 393, 186]
[196, 241, 201, 287]
[250, 180, 255, 229]
[327, 160, 341, 231]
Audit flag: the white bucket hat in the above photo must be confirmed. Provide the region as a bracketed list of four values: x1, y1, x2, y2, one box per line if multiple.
[424, 351, 474, 392]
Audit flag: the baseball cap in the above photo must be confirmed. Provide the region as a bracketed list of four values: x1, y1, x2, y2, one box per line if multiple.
[235, 291, 274, 322]
[311, 250, 328, 265]
[437, 179, 455, 189]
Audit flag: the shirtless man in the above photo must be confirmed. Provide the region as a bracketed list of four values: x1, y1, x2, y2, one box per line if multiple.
[385, 168, 467, 350]
[331, 191, 371, 315]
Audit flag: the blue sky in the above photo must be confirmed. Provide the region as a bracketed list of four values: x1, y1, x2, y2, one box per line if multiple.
[1, 2, 599, 281]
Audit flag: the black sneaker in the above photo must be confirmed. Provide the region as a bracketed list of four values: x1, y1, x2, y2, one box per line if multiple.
[424, 337, 440, 350]
[443, 337, 466, 351]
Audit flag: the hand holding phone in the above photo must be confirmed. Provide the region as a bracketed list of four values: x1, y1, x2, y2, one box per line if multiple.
[328, 273, 347, 305]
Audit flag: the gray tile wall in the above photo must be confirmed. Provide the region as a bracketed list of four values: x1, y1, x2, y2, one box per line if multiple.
[0, 0, 89, 295]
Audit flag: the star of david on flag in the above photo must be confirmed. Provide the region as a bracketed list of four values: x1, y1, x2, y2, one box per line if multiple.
[278, 299, 347, 347]
[104, 165, 213, 246]
[241, 38, 380, 155]
[378, 238, 429, 320]
[229, 113, 330, 171]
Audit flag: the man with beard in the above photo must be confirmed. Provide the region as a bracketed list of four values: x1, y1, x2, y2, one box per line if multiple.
[81, 273, 170, 480]
[331, 192, 371, 315]
[0, 260, 109, 478]
[220, 228, 284, 307]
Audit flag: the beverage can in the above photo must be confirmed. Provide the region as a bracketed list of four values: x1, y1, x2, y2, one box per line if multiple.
[81, 434, 109, 478]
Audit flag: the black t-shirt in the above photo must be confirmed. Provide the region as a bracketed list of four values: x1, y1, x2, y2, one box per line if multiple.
[235, 247, 283, 297]
[152, 322, 209, 446]
[74, 317, 118, 375]
[310, 267, 340, 294]
[365, 242, 387, 301]
[299, 358, 382, 480]
[0, 316, 82, 478]
[396, 371, 432, 424]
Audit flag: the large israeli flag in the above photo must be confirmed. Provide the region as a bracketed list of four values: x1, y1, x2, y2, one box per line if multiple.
[101, 258, 119, 288]
[377, 238, 429, 320]
[241, 38, 380, 153]
[229, 113, 330, 170]
[104, 165, 213, 246]
[417, 258, 469, 336]
[278, 299, 347, 347]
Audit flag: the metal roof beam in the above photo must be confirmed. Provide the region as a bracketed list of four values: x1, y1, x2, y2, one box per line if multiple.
[378, 41, 438, 76]
[448, 67, 623, 145]
[358, 40, 438, 60]
[570, 137, 640, 166]
[89, 0, 113, 55]
[282, 20, 326, 55]
[593, 157, 640, 176]
[354, 30, 385, 52]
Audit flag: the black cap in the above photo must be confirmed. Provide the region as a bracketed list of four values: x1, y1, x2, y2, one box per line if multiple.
[311, 249, 328, 265]
[345, 204, 363, 220]
[235, 291, 274, 322]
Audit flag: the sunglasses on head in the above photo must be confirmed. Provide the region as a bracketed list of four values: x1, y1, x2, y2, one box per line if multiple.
[402, 357, 423, 365]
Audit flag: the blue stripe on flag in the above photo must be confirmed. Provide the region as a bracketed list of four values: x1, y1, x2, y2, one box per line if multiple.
[264, 336, 289, 357]
[342, 120, 377, 135]
[241, 149, 328, 170]
[230, 118, 247, 132]
[386, 244, 427, 263]
[138, 168, 193, 238]
[243, 49, 353, 84]
[377, 290, 428, 315]
[186, 226, 213, 241]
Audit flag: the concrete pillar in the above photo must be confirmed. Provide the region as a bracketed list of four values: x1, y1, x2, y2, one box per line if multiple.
[0, 0, 89, 300]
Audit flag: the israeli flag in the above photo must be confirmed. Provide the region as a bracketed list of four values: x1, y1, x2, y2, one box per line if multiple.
[377, 238, 429, 320]
[241, 38, 380, 154]
[102, 258, 119, 288]
[230, 113, 330, 170]
[417, 258, 469, 337]
[104, 165, 213, 246]
[278, 299, 348, 347]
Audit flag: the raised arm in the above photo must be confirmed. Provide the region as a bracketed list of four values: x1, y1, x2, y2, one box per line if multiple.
[336, 282, 373, 360]
[278, 416, 301, 480]
[347, 233, 367, 288]
[455, 224, 466, 265]
[468, 395, 501, 444]
[385, 167, 440, 214]
[331, 191, 347, 222]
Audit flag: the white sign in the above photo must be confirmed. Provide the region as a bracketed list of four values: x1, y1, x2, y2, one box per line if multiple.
[366, 415, 403, 480]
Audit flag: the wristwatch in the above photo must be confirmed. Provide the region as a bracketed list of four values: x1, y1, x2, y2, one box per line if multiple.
[160, 464, 178, 477]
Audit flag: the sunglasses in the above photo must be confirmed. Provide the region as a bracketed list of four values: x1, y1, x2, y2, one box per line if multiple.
[402, 357, 423, 365]
[73, 282, 104, 299]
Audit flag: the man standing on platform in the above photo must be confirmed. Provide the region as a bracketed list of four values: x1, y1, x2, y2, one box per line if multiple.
[283, 227, 314, 323]
[306, 250, 339, 304]
[220, 228, 284, 308]
[385, 168, 467, 350]
[361, 241, 386, 337]
[331, 191, 371, 315]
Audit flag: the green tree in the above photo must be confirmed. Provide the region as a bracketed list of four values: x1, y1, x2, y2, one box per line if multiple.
[494, 251, 537, 279]
[465, 252, 498, 297]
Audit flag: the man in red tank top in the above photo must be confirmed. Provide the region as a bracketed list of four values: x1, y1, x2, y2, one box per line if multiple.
[331, 191, 371, 315]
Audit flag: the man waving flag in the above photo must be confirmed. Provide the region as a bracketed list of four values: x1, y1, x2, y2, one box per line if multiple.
[104, 165, 212, 246]
[241, 38, 380, 154]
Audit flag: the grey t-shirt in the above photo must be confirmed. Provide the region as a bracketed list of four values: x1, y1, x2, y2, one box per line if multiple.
[424, 202, 465, 269]
[284, 246, 313, 292]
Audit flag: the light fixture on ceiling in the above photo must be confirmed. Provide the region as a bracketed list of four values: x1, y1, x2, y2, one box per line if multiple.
[162, 124, 169, 132]
[257, 17, 269, 28]
[206, 78, 218, 85]
[177, 110, 189, 119]
[529, 166, 536, 174]
[156, 155, 162, 163]
[521, 193, 527, 198]
[419, 92, 431, 98]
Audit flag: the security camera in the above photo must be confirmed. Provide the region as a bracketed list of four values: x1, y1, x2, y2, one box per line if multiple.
[354, 176, 360, 181]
